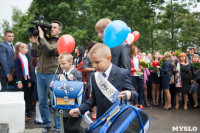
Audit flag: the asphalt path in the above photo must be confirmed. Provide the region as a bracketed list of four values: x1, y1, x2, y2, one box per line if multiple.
[25, 104, 200, 133]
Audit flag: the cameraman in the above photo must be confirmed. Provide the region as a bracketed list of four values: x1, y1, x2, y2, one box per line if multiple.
[31, 21, 63, 133]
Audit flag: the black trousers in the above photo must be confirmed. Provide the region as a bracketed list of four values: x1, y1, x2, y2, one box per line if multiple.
[63, 116, 84, 133]
[20, 80, 32, 117]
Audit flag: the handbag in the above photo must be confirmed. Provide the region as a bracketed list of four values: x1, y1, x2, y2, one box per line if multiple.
[169, 74, 175, 84]
[175, 63, 182, 87]
[52, 81, 84, 117]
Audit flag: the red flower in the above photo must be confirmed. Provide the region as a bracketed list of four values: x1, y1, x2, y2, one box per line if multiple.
[159, 56, 164, 59]
[192, 60, 200, 63]
[172, 52, 176, 56]
[152, 61, 159, 67]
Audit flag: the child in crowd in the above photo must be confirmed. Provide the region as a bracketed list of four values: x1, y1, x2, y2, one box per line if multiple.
[69, 43, 138, 119]
[50, 52, 92, 133]
[14, 43, 32, 122]
[191, 54, 199, 108]
[192, 54, 200, 62]
[32, 57, 43, 124]
[95, 18, 131, 71]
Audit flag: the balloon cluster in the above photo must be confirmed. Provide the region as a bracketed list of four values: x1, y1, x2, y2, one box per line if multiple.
[103, 20, 140, 48]
[57, 20, 140, 54]
[125, 31, 140, 45]
[103, 20, 131, 48]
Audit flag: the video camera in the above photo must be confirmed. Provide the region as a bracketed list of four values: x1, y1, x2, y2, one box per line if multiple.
[28, 14, 52, 40]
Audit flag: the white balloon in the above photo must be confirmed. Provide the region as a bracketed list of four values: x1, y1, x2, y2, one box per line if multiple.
[126, 33, 135, 45]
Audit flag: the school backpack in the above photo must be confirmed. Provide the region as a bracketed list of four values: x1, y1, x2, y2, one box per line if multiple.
[87, 97, 150, 133]
[52, 81, 84, 117]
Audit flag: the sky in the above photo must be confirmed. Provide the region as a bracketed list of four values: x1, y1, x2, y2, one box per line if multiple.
[0, 0, 199, 28]
[0, 0, 32, 32]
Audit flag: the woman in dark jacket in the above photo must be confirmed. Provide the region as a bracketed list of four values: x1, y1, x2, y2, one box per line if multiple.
[157, 51, 172, 110]
[73, 46, 85, 68]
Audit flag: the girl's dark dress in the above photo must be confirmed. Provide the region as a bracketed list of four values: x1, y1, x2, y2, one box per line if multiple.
[176, 63, 194, 94]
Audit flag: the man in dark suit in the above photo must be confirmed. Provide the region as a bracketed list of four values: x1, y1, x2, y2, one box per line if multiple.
[0, 30, 15, 91]
[69, 43, 137, 119]
[95, 18, 131, 72]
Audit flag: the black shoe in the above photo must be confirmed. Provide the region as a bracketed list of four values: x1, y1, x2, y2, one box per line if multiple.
[42, 127, 51, 133]
[164, 106, 171, 110]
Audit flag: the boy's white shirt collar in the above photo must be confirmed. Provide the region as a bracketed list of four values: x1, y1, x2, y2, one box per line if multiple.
[102, 63, 112, 80]
[63, 67, 74, 76]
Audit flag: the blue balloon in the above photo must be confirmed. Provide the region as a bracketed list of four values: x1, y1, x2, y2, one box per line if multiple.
[128, 27, 132, 33]
[103, 20, 131, 48]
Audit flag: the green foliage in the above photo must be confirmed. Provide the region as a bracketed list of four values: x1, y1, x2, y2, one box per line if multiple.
[159, 57, 165, 67]
[174, 49, 183, 57]
[1, 20, 10, 33]
[192, 61, 200, 70]
[2, 0, 199, 54]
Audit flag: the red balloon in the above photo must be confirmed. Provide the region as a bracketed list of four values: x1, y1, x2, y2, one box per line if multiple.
[57, 34, 75, 54]
[132, 31, 140, 43]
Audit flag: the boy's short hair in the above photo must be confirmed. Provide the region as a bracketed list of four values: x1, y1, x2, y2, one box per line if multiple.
[58, 52, 73, 62]
[95, 18, 112, 31]
[88, 43, 111, 58]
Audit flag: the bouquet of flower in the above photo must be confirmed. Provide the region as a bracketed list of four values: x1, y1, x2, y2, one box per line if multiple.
[192, 60, 200, 70]
[152, 61, 159, 67]
[149, 61, 159, 72]
[172, 52, 176, 56]
[159, 57, 165, 67]
[139, 60, 148, 68]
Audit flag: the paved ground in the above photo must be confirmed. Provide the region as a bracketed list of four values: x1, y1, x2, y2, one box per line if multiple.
[25, 104, 200, 133]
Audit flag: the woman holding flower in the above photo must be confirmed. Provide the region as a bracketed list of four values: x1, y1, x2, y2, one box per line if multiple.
[175, 53, 194, 110]
[150, 51, 161, 106]
[156, 52, 172, 110]
[191, 54, 199, 108]
[130, 46, 144, 109]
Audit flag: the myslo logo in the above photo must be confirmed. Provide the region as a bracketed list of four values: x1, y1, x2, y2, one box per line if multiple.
[172, 126, 198, 132]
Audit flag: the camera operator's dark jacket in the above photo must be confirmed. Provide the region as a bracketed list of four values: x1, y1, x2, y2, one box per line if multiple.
[31, 37, 59, 74]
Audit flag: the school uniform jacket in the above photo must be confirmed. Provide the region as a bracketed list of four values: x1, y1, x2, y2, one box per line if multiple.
[14, 55, 31, 82]
[78, 64, 138, 119]
[68, 68, 83, 82]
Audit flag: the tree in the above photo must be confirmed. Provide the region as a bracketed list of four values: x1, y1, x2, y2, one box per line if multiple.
[1, 20, 10, 33]
[10, 0, 200, 53]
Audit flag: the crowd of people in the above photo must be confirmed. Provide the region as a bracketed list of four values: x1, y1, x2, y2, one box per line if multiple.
[0, 18, 199, 133]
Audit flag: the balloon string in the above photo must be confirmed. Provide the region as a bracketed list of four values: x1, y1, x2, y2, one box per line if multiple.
[52, 64, 59, 81]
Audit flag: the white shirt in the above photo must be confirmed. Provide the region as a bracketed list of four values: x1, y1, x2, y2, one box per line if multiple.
[64, 68, 74, 76]
[6, 41, 14, 51]
[101, 64, 112, 80]
[19, 53, 29, 79]
[133, 56, 139, 76]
